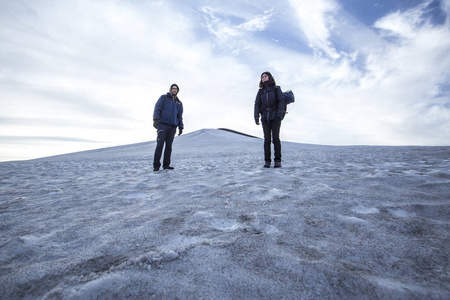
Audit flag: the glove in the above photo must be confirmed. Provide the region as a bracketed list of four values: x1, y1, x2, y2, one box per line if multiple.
[153, 120, 158, 129]
[178, 128, 183, 136]
[275, 116, 281, 123]
[255, 117, 260, 125]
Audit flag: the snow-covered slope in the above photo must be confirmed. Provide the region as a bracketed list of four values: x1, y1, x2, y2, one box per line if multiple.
[1, 129, 449, 299]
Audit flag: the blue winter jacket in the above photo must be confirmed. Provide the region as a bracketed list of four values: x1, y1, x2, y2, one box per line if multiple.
[153, 93, 184, 129]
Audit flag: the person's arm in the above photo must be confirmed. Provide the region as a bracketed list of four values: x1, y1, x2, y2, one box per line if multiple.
[254, 90, 262, 125]
[153, 96, 164, 128]
[177, 103, 184, 135]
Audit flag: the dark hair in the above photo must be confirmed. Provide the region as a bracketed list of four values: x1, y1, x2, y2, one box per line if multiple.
[170, 83, 179, 92]
[259, 71, 276, 88]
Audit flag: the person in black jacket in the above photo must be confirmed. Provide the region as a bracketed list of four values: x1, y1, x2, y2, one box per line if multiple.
[254, 72, 285, 168]
[152, 84, 184, 171]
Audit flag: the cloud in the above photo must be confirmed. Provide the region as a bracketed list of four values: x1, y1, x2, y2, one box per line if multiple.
[0, 0, 262, 160]
[288, 0, 341, 59]
[276, 0, 450, 145]
[363, 2, 450, 144]
[199, 6, 273, 54]
[0, 0, 449, 161]
[236, 10, 273, 31]
[375, 1, 435, 38]
[444, 0, 450, 17]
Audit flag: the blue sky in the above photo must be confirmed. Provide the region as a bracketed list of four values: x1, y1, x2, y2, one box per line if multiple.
[1, 0, 449, 161]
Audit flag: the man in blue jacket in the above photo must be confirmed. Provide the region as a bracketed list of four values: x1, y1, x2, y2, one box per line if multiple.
[152, 83, 184, 171]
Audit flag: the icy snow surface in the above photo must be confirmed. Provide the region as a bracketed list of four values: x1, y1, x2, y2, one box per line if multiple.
[0, 129, 449, 299]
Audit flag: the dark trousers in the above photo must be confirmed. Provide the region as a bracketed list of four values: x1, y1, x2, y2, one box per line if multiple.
[262, 119, 281, 162]
[153, 123, 177, 168]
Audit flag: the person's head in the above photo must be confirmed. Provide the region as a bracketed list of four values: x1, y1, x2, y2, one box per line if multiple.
[170, 83, 179, 96]
[259, 72, 276, 88]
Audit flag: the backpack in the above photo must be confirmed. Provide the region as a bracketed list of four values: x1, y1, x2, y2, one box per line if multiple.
[277, 87, 295, 117]
[283, 90, 295, 105]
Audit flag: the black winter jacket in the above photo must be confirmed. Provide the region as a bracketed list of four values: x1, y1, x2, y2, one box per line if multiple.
[254, 85, 285, 122]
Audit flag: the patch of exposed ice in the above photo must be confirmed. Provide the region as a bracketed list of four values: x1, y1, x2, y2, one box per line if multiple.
[256, 188, 287, 201]
[263, 224, 280, 234]
[65, 273, 130, 300]
[351, 206, 380, 214]
[389, 209, 413, 218]
[339, 215, 367, 223]
[210, 218, 243, 232]
[123, 192, 150, 199]
[194, 211, 215, 218]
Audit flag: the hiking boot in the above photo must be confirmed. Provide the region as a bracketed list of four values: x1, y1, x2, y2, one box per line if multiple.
[274, 161, 282, 168]
[264, 161, 271, 168]
[153, 167, 160, 172]
[163, 166, 174, 170]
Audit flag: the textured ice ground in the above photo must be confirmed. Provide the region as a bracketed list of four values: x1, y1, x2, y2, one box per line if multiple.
[0, 129, 449, 299]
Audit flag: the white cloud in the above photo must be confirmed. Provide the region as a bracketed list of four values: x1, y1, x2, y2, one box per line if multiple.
[374, 1, 433, 38]
[362, 4, 450, 144]
[0, 0, 449, 161]
[0, 0, 261, 160]
[236, 10, 273, 31]
[274, 0, 450, 146]
[199, 6, 273, 54]
[441, 0, 450, 19]
[288, 0, 340, 59]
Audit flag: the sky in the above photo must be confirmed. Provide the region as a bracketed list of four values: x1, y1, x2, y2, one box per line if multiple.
[1, 0, 449, 161]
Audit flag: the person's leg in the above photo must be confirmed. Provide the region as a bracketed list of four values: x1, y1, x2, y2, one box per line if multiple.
[153, 124, 170, 170]
[162, 126, 177, 168]
[262, 120, 272, 165]
[272, 119, 282, 163]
